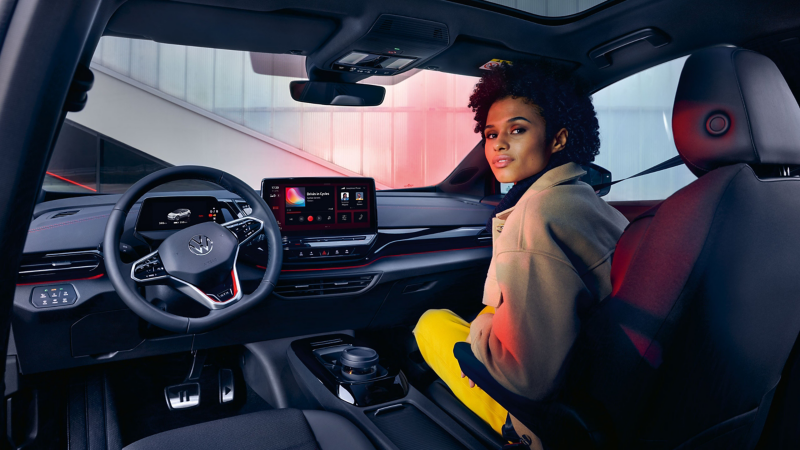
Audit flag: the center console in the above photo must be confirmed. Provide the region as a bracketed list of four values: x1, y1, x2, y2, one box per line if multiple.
[287, 334, 488, 450]
[291, 335, 407, 407]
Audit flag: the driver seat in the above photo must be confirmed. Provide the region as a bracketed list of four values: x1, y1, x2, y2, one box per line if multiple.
[122, 408, 375, 450]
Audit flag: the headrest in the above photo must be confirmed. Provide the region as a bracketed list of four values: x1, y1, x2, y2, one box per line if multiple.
[672, 47, 800, 177]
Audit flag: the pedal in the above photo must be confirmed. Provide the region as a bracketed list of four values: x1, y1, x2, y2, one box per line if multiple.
[219, 368, 234, 403]
[165, 383, 200, 410]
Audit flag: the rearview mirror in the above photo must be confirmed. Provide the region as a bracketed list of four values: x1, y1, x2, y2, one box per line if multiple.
[581, 163, 612, 197]
[289, 81, 385, 106]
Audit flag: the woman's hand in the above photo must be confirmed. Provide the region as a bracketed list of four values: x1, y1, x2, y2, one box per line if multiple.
[461, 370, 476, 388]
[462, 331, 476, 387]
[461, 313, 494, 388]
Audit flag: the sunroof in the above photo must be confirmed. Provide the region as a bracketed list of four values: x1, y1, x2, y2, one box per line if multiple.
[471, 0, 610, 18]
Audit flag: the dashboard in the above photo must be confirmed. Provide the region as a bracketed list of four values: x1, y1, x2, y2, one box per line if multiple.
[11, 177, 497, 375]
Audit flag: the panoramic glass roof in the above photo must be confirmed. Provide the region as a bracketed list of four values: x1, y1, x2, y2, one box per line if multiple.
[477, 0, 609, 17]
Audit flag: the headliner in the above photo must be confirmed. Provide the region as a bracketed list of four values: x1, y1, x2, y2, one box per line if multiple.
[97, 0, 800, 93]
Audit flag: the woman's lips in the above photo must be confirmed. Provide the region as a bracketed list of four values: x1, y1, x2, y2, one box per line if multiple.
[492, 155, 513, 168]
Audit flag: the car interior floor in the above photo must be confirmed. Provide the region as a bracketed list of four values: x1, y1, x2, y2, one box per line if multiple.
[18, 348, 272, 449]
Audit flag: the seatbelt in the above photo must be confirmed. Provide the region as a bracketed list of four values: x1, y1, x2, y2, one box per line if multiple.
[591, 155, 684, 191]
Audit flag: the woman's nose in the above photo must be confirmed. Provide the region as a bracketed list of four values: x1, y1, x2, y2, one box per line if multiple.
[494, 137, 507, 151]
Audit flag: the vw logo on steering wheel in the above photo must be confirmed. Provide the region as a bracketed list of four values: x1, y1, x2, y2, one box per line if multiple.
[188, 235, 213, 255]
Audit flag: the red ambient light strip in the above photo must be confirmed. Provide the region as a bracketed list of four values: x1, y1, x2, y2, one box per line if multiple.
[45, 171, 98, 192]
[17, 273, 104, 286]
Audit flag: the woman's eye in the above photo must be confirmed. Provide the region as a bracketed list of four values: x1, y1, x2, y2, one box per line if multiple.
[511, 128, 526, 134]
[486, 132, 497, 139]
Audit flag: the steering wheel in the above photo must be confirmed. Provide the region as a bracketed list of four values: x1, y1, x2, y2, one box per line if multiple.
[103, 166, 282, 333]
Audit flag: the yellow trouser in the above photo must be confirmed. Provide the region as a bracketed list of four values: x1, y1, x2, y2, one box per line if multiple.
[413, 306, 508, 435]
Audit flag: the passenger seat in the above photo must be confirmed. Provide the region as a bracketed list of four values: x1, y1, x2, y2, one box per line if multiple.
[456, 46, 800, 449]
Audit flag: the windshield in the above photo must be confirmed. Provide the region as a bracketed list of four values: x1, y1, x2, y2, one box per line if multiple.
[46, 37, 481, 194]
[48, 37, 694, 201]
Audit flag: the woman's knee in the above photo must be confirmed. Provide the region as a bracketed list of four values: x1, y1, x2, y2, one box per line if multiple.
[413, 309, 454, 338]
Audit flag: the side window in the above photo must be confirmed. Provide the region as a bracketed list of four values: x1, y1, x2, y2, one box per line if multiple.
[593, 56, 695, 201]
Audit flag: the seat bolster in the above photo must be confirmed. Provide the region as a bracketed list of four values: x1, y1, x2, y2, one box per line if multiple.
[303, 410, 375, 450]
[425, 380, 505, 450]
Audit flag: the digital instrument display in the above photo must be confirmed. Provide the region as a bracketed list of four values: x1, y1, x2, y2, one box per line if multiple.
[136, 196, 224, 232]
[261, 177, 377, 235]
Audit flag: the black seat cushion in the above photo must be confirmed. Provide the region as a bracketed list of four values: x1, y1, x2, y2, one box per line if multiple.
[122, 408, 374, 450]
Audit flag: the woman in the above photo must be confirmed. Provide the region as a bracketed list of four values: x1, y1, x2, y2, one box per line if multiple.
[413, 61, 628, 443]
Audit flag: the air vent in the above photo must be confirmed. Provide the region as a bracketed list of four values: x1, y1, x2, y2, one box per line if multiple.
[274, 273, 380, 299]
[52, 210, 79, 219]
[18, 251, 103, 284]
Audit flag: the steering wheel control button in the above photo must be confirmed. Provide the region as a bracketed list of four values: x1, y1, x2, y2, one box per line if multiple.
[224, 217, 264, 245]
[219, 369, 235, 403]
[132, 253, 168, 282]
[165, 383, 200, 410]
[31, 285, 79, 308]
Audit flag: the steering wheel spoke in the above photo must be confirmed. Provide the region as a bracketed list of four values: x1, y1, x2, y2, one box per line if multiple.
[222, 217, 264, 246]
[171, 253, 243, 310]
[131, 249, 243, 310]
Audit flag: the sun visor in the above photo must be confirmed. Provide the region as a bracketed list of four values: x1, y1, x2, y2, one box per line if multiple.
[424, 37, 579, 77]
[105, 0, 337, 55]
[249, 53, 307, 78]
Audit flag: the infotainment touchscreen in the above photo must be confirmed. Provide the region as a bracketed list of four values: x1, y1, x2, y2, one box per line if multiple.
[136, 196, 224, 232]
[261, 177, 377, 235]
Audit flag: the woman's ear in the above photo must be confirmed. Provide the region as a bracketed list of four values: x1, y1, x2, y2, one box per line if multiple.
[550, 128, 569, 154]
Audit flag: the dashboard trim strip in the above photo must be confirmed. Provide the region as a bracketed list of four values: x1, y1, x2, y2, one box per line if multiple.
[16, 273, 104, 286]
[271, 246, 492, 273]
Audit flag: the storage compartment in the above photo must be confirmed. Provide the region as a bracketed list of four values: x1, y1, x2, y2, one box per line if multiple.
[368, 267, 488, 329]
[71, 310, 143, 357]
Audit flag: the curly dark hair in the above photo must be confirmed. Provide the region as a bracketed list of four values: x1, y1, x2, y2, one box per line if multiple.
[468, 60, 600, 166]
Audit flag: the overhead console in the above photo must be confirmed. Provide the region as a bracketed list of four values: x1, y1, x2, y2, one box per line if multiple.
[262, 177, 377, 263]
[329, 15, 449, 76]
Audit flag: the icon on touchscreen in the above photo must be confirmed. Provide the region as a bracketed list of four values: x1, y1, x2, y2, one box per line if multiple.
[286, 187, 306, 207]
[356, 192, 364, 201]
[341, 192, 349, 201]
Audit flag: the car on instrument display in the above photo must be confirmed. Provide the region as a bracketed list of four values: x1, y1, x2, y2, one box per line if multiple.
[166, 208, 191, 222]
[2, 0, 800, 449]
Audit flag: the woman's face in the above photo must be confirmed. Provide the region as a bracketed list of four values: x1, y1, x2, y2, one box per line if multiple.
[484, 96, 564, 184]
